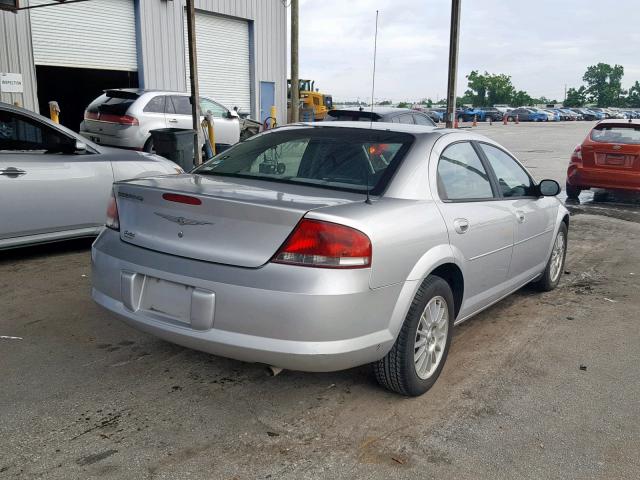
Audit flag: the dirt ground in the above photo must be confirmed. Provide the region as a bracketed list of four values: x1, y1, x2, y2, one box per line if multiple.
[2, 123, 639, 479]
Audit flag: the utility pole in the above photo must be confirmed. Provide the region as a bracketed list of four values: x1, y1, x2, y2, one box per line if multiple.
[564, 84, 567, 102]
[290, 0, 300, 123]
[445, 0, 461, 129]
[185, 0, 202, 165]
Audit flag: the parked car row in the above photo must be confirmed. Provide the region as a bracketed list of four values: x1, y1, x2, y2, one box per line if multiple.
[422, 106, 640, 123]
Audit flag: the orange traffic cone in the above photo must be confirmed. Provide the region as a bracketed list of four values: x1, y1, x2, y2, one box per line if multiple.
[472, 115, 477, 127]
[454, 118, 459, 128]
[515, 114, 520, 124]
[503, 114, 508, 125]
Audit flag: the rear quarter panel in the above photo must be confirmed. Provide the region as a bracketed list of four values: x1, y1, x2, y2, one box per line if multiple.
[306, 198, 452, 289]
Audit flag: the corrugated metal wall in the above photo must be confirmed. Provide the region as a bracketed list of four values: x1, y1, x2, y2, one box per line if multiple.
[0, 8, 38, 111]
[1, 0, 287, 121]
[138, 0, 287, 122]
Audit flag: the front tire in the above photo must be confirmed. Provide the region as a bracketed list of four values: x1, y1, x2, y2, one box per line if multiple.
[534, 223, 568, 292]
[374, 276, 454, 396]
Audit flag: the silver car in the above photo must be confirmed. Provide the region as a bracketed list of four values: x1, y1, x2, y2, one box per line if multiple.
[80, 89, 241, 152]
[92, 122, 568, 396]
[0, 102, 182, 249]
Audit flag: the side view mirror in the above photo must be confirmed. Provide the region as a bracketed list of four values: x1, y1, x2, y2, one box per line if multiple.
[75, 140, 87, 153]
[538, 179, 560, 196]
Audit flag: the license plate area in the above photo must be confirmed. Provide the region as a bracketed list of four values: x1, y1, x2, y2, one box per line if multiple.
[595, 152, 634, 167]
[121, 272, 215, 330]
[141, 277, 193, 323]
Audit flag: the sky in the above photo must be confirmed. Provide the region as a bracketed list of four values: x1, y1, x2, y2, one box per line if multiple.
[291, 0, 640, 102]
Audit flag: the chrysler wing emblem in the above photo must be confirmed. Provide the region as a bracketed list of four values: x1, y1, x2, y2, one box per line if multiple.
[154, 212, 213, 226]
[612, 145, 622, 150]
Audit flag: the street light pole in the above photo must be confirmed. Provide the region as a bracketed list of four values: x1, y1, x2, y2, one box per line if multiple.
[290, 0, 300, 123]
[185, 0, 202, 165]
[445, 0, 461, 129]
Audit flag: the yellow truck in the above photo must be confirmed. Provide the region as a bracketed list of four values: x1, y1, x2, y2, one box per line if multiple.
[288, 79, 333, 121]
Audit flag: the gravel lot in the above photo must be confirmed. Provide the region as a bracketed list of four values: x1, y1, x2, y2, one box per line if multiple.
[2, 122, 639, 480]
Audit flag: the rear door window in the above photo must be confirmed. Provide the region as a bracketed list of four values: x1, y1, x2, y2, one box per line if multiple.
[396, 114, 415, 124]
[169, 96, 192, 115]
[591, 125, 640, 144]
[143, 96, 166, 113]
[413, 114, 435, 126]
[437, 142, 494, 200]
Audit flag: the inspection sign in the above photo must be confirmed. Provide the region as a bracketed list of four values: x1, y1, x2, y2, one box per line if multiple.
[0, 73, 23, 93]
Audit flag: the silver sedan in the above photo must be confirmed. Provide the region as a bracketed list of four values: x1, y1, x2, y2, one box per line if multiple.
[0, 102, 182, 249]
[91, 122, 569, 396]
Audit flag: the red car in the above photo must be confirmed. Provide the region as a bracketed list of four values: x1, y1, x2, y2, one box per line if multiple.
[566, 119, 640, 198]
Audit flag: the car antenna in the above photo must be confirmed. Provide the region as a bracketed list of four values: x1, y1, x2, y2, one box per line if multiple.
[365, 9, 379, 205]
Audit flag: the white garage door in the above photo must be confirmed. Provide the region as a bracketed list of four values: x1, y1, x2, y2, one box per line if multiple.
[184, 12, 251, 113]
[30, 0, 137, 71]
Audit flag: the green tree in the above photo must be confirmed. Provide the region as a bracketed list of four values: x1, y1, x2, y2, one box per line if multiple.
[511, 90, 533, 107]
[465, 71, 516, 107]
[583, 63, 625, 107]
[377, 100, 392, 106]
[419, 98, 433, 107]
[626, 81, 640, 108]
[564, 86, 587, 107]
[397, 101, 411, 109]
[465, 70, 489, 106]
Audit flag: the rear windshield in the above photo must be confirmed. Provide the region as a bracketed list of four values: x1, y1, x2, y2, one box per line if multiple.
[591, 125, 640, 144]
[194, 127, 414, 195]
[86, 93, 138, 115]
[325, 111, 379, 122]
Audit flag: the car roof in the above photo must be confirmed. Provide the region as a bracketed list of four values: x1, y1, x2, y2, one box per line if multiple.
[273, 120, 448, 136]
[596, 119, 640, 126]
[330, 107, 420, 116]
[103, 88, 196, 97]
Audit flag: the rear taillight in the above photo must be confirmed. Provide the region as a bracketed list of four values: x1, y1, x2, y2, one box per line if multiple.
[83, 111, 139, 125]
[106, 189, 120, 231]
[272, 219, 371, 268]
[571, 144, 582, 163]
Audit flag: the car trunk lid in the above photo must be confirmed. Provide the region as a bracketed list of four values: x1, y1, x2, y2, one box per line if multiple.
[584, 123, 640, 170]
[114, 174, 363, 267]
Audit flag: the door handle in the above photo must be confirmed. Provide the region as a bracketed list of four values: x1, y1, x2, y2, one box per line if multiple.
[0, 167, 26, 178]
[515, 210, 526, 223]
[168, 118, 178, 123]
[453, 218, 470, 234]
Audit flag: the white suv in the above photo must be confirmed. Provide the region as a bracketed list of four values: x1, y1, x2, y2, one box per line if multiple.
[80, 89, 241, 152]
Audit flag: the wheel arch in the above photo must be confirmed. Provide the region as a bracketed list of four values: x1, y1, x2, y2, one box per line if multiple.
[385, 246, 465, 346]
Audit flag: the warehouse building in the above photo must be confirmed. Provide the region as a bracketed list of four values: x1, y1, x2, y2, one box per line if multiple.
[0, 0, 287, 130]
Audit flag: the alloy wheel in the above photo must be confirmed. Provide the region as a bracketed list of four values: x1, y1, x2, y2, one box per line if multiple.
[414, 296, 449, 380]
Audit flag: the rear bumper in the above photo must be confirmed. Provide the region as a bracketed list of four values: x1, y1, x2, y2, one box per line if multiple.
[567, 164, 640, 191]
[91, 229, 401, 372]
[80, 124, 146, 150]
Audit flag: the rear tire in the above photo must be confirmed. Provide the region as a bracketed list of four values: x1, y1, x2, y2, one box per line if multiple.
[374, 275, 454, 396]
[534, 223, 568, 292]
[565, 183, 581, 199]
[143, 137, 155, 154]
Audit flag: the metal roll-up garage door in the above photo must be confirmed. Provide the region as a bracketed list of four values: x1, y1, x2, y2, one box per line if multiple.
[184, 12, 251, 113]
[30, 0, 137, 71]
